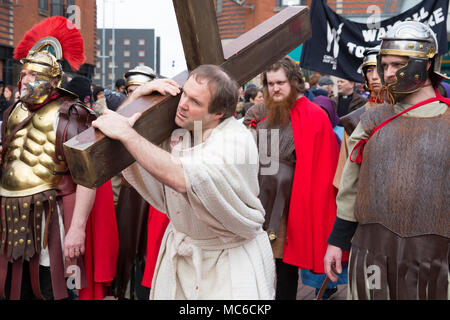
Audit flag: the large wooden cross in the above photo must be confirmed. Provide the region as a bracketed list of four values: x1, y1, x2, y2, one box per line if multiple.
[63, 0, 312, 189]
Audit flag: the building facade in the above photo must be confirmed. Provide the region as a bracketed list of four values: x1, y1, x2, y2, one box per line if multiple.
[214, 0, 450, 74]
[215, 0, 447, 39]
[0, 0, 96, 85]
[93, 28, 160, 90]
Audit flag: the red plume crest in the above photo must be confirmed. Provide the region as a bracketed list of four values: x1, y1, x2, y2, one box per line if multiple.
[14, 16, 86, 70]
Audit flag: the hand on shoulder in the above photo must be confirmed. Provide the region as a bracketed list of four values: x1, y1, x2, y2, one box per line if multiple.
[131, 78, 181, 100]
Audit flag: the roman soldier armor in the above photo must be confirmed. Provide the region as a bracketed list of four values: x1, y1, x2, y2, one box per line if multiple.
[347, 21, 449, 300]
[0, 16, 98, 300]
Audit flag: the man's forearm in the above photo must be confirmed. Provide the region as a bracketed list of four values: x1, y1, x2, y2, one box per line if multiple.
[121, 128, 187, 193]
[71, 185, 96, 230]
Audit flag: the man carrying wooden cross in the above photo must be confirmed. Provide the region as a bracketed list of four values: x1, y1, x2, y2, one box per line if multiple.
[93, 64, 275, 300]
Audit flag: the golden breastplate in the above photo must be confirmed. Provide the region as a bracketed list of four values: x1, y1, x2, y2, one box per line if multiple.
[0, 101, 67, 197]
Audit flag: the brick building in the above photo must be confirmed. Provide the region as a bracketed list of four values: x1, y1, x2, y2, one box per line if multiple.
[0, 0, 97, 85]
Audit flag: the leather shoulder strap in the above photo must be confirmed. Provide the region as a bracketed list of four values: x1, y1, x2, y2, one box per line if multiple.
[55, 98, 96, 163]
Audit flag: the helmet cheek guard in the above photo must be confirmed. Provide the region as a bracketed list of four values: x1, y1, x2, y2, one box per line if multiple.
[378, 55, 429, 95]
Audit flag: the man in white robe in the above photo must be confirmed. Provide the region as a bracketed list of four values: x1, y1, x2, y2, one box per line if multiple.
[93, 64, 275, 300]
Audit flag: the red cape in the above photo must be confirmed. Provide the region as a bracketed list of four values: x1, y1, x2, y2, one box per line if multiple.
[79, 180, 119, 300]
[141, 206, 169, 288]
[283, 97, 348, 273]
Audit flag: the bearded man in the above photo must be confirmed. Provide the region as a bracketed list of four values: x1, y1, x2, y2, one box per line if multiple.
[244, 56, 343, 299]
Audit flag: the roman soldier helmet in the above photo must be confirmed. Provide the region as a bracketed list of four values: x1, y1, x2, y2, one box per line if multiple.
[359, 46, 379, 91]
[377, 20, 448, 95]
[124, 65, 157, 89]
[14, 16, 85, 104]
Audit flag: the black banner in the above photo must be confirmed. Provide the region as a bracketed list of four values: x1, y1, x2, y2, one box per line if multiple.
[300, 0, 449, 82]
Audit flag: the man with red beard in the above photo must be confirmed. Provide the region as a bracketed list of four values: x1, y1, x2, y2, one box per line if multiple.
[244, 57, 343, 299]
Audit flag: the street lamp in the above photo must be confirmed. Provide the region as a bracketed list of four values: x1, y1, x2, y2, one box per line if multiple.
[101, 0, 124, 89]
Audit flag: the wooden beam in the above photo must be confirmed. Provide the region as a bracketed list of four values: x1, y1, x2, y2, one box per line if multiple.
[63, 6, 311, 189]
[173, 0, 225, 69]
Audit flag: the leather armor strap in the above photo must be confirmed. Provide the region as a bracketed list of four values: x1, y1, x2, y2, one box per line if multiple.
[29, 254, 44, 299]
[1, 194, 54, 261]
[54, 99, 96, 196]
[0, 254, 7, 298]
[9, 260, 23, 300]
[48, 195, 68, 300]
[55, 99, 96, 164]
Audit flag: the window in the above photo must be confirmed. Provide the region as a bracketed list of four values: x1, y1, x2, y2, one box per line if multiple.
[108, 73, 114, 80]
[138, 50, 145, 57]
[123, 39, 131, 46]
[51, 0, 65, 16]
[123, 62, 130, 69]
[108, 62, 114, 68]
[109, 50, 115, 57]
[94, 73, 101, 80]
[96, 39, 101, 46]
[109, 39, 115, 45]
[138, 62, 145, 66]
[277, 0, 303, 6]
[38, 0, 49, 15]
[96, 62, 101, 69]
[138, 39, 145, 46]
[96, 50, 101, 56]
[124, 50, 130, 57]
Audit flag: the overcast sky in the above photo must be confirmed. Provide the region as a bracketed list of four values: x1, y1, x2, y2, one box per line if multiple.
[96, 0, 187, 77]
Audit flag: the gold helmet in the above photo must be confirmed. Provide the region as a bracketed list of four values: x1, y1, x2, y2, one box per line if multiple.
[14, 17, 85, 104]
[124, 65, 157, 88]
[20, 37, 64, 83]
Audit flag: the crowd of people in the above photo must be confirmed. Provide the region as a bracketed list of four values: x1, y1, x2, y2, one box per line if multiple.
[0, 15, 448, 302]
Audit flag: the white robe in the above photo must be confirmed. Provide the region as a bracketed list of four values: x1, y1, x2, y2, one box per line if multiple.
[123, 117, 275, 300]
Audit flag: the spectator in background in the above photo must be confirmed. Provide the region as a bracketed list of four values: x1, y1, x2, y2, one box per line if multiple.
[92, 89, 126, 117]
[65, 75, 93, 108]
[236, 86, 263, 119]
[93, 86, 105, 102]
[331, 77, 367, 117]
[318, 76, 335, 97]
[0, 80, 12, 121]
[115, 78, 126, 94]
[313, 95, 342, 149]
[3, 85, 15, 105]
[306, 74, 330, 100]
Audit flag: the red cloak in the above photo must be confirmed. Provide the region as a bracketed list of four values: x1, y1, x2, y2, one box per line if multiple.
[141, 206, 169, 288]
[283, 97, 348, 273]
[78, 180, 119, 300]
